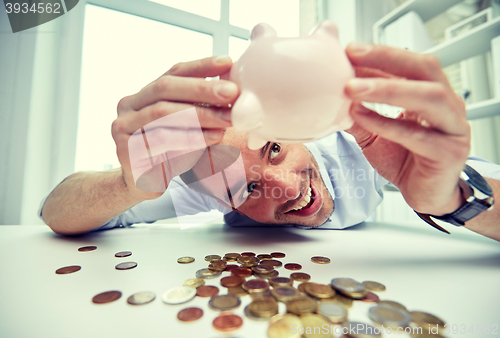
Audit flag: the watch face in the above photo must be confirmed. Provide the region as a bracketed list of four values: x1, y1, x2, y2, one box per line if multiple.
[463, 165, 493, 196]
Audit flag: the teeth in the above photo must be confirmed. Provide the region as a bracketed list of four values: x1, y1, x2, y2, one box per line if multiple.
[292, 186, 313, 211]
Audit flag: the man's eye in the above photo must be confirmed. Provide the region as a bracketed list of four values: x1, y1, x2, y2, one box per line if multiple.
[247, 182, 258, 194]
[270, 143, 281, 160]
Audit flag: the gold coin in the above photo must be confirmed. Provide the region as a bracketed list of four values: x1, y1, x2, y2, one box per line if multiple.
[242, 279, 270, 293]
[267, 314, 303, 338]
[208, 260, 227, 271]
[290, 272, 311, 282]
[298, 282, 313, 293]
[204, 255, 221, 262]
[362, 281, 386, 292]
[369, 305, 411, 328]
[252, 264, 274, 274]
[410, 311, 446, 332]
[249, 289, 273, 300]
[257, 254, 273, 260]
[240, 260, 259, 268]
[311, 256, 331, 264]
[208, 294, 241, 311]
[331, 278, 366, 299]
[254, 270, 279, 280]
[377, 300, 407, 311]
[271, 286, 300, 302]
[195, 268, 222, 279]
[243, 305, 271, 322]
[183, 278, 205, 288]
[227, 285, 249, 297]
[247, 298, 279, 318]
[304, 283, 336, 299]
[269, 277, 293, 288]
[224, 253, 241, 262]
[301, 313, 333, 337]
[286, 296, 317, 315]
[177, 256, 195, 264]
[238, 256, 259, 264]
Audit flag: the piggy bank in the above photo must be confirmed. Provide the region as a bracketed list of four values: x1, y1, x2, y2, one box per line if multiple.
[229, 21, 355, 150]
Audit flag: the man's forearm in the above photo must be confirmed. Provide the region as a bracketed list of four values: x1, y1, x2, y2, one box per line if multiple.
[464, 178, 500, 241]
[42, 168, 145, 235]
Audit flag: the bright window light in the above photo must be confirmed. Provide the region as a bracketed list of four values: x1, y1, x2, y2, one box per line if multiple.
[229, 0, 300, 37]
[75, 4, 213, 172]
[148, 0, 220, 20]
[228, 36, 250, 61]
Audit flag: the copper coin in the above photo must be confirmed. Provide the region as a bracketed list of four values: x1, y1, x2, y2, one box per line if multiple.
[177, 307, 203, 322]
[257, 254, 273, 260]
[92, 290, 122, 304]
[213, 313, 243, 332]
[55, 265, 81, 275]
[259, 259, 282, 268]
[242, 279, 270, 293]
[231, 267, 252, 278]
[271, 252, 286, 258]
[311, 256, 331, 264]
[115, 262, 137, 270]
[284, 263, 302, 270]
[290, 272, 311, 282]
[78, 246, 96, 252]
[221, 276, 243, 288]
[196, 285, 219, 297]
[361, 291, 380, 303]
[225, 264, 239, 272]
[241, 252, 256, 257]
[114, 251, 132, 258]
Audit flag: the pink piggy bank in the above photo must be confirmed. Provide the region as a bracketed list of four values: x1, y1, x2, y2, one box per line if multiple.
[229, 21, 355, 150]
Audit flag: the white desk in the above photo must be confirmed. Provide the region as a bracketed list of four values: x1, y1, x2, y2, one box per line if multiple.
[0, 222, 499, 338]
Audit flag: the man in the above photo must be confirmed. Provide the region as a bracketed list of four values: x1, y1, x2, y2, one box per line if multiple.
[40, 43, 500, 240]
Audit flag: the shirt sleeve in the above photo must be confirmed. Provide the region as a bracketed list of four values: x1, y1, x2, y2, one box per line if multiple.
[466, 157, 500, 180]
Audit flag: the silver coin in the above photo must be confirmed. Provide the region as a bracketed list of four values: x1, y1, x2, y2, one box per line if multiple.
[115, 262, 138, 270]
[195, 268, 222, 279]
[368, 305, 411, 328]
[331, 277, 365, 292]
[115, 251, 132, 258]
[162, 286, 196, 304]
[317, 302, 347, 323]
[127, 291, 156, 305]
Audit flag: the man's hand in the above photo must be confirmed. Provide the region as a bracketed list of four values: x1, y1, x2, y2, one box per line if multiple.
[344, 43, 471, 216]
[112, 56, 238, 200]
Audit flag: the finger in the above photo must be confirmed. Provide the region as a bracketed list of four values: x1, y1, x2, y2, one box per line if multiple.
[113, 102, 232, 135]
[165, 56, 233, 78]
[350, 104, 469, 163]
[345, 78, 468, 135]
[127, 76, 239, 111]
[353, 66, 399, 79]
[346, 43, 449, 84]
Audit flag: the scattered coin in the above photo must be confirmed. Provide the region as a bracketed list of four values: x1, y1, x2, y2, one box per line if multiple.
[257, 254, 273, 260]
[259, 259, 283, 268]
[224, 264, 239, 272]
[247, 298, 279, 318]
[78, 246, 97, 252]
[290, 272, 311, 282]
[270, 252, 286, 258]
[362, 281, 386, 292]
[271, 286, 300, 303]
[369, 305, 412, 328]
[115, 262, 138, 270]
[241, 252, 256, 257]
[177, 256, 195, 264]
[410, 311, 446, 331]
[55, 265, 81, 275]
[317, 302, 347, 323]
[205, 255, 221, 261]
[92, 290, 122, 304]
[212, 313, 243, 332]
[250, 289, 273, 300]
[221, 276, 243, 288]
[361, 291, 379, 303]
[242, 279, 270, 293]
[252, 264, 274, 274]
[240, 260, 260, 268]
[183, 277, 205, 288]
[377, 300, 407, 311]
[208, 294, 241, 311]
[331, 277, 366, 299]
[254, 270, 279, 280]
[284, 263, 302, 270]
[267, 314, 302, 338]
[162, 286, 196, 304]
[297, 282, 312, 293]
[127, 291, 155, 305]
[325, 293, 353, 309]
[300, 313, 332, 337]
[177, 307, 203, 322]
[304, 283, 336, 299]
[344, 321, 381, 337]
[196, 285, 219, 297]
[114, 251, 132, 258]
[227, 285, 249, 297]
[208, 259, 227, 271]
[224, 253, 241, 262]
[311, 256, 331, 264]
[286, 296, 318, 315]
[238, 255, 259, 264]
[269, 277, 293, 288]
[195, 268, 222, 279]
[244, 304, 271, 321]
[231, 267, 253, 278]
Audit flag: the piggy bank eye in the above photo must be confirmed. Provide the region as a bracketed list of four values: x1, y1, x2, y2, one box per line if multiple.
[270, 143, 281, 160]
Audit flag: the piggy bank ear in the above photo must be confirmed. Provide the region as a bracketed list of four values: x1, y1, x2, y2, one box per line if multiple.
[251, 23, 277, 40]
[310, 21, 338, 39]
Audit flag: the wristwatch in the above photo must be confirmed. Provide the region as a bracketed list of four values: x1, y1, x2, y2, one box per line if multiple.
[416, 164, 494, 234]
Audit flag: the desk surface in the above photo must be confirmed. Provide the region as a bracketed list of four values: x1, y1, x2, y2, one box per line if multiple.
[0, 222, 499, 338]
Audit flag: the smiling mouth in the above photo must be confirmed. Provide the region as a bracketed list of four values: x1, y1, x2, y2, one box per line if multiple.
[285, 181, 316, 214]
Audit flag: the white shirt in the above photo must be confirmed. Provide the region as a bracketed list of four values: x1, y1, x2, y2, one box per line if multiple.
[39, 132, 500, 231]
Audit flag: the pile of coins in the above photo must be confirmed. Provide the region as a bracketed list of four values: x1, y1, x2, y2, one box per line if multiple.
[57, 247, 447, 337]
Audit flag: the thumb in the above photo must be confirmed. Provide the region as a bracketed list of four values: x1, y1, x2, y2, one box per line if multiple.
[345, 103, 376, 150]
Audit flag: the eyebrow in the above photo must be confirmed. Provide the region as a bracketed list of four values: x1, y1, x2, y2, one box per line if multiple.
[260, 142, 271, 159]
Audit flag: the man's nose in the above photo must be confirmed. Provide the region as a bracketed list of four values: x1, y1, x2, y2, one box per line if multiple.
[264, 168, 302, 202]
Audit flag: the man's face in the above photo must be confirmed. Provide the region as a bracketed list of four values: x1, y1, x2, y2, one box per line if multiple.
[215, 128, 334, 227]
